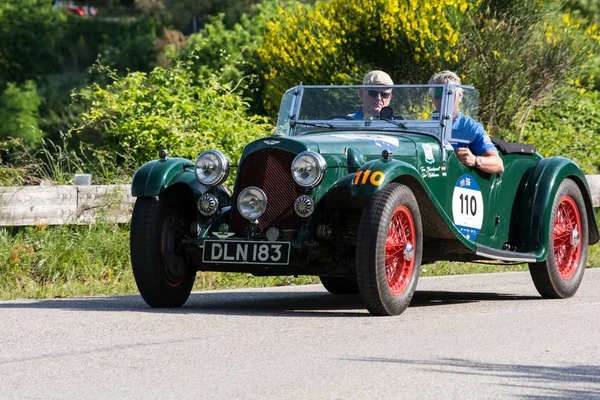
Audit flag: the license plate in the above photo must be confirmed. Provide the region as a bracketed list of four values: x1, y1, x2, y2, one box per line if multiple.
[202, 240, 291, 265]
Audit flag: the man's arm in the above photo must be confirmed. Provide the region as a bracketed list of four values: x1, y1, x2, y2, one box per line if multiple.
[455, 148, 504, 174]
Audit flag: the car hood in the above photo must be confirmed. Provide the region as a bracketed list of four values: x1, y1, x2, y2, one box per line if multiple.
[240, 131, 429, 166]
[288, 132, 419, 158]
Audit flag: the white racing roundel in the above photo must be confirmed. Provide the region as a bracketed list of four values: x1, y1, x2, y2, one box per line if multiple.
[452, 174, 484, 241]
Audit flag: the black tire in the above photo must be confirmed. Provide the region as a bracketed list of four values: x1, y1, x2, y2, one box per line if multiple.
[130, 197, 196, 307]
[356, 183, 422, 316]
[319, 276, 359, 295]
[528, 179, 588, 299]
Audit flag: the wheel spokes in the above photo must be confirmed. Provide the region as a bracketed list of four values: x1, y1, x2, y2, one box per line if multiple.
[385, 206, 416, 295]
[553, 196, 582, 280]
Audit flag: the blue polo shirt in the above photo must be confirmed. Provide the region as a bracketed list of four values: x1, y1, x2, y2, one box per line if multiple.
[450, 112, 497, 156]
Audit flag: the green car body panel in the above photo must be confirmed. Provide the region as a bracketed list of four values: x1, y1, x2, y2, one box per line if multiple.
[131, 133, 598, 263]
[131, 157, 198, 198]
[130, 84, 598, 271]
[516, 157, 599, 258]
[129, 83, 598, 313]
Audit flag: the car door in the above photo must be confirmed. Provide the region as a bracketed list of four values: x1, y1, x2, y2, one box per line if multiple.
[443, 148, 501, 245]
[438, 85, 501, 246]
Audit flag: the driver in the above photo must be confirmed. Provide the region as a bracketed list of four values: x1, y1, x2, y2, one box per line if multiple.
[352, 70, 393, 120]
[429, 70, 504, 174]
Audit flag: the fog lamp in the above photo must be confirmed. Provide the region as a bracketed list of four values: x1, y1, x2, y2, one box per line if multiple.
[237, 186, 267, 220]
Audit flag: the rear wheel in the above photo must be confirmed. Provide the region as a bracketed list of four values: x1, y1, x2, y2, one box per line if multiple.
[319, 276, 359, 295]
[356, 183, 422, 316]
[130, 197, 196, 307]
[528, 179, 588, 298]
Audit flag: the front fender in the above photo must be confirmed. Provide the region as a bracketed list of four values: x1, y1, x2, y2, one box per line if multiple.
[518, 157, 599, 260]
[330, 158, 477, 253]
[132, 158, 202, 197]
[349, 159, 423, 196]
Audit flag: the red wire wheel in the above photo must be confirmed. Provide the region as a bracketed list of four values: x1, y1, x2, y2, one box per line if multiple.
[385, 205, 416, 295]
[357, 183, 422, 316]
[528, 178, 588, 299]
[553, 196, 582, 280]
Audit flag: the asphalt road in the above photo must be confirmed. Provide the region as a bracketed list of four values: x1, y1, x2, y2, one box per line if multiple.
[1, 269, 599, 399]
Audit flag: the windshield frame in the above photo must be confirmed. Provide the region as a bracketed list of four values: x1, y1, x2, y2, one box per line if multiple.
[274, 83, 478, 162]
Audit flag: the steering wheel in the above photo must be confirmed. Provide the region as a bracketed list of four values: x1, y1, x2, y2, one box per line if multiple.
[326, 115, 356, 120]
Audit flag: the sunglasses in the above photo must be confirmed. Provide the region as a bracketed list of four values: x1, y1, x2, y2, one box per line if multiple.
[367, 90, 391, 99]
[434, 87, 443, 100]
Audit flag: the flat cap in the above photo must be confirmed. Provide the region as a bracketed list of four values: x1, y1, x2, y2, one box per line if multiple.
[362, 70, 394, 85]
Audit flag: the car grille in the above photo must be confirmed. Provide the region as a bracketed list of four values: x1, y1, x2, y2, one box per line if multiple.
[230, 148, 304, 233]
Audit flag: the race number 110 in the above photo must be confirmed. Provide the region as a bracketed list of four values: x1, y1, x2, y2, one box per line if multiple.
[459, 193, 477, 216]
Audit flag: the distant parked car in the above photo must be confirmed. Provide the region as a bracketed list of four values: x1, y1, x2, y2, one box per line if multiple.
[53, 1, 98, 16]
[129, 83, 599, 316]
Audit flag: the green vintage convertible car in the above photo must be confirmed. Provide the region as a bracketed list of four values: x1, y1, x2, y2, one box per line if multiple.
[130, 83, 599, 316]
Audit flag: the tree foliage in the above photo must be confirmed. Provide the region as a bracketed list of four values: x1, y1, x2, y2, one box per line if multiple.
[71, 61, 271, 165]
[177, 0, 305, 115]
[257, 0, 479, 113]
[149, 0, 314, 31]
[0, 0, 66, 90]
[522, 87, 600, 174]
[462, 0, 600, 138]
[0, 81, 43, 149]
[257, 0, 600, 136]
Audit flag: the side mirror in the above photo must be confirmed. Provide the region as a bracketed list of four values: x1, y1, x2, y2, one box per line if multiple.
[379, 106, 393, 119]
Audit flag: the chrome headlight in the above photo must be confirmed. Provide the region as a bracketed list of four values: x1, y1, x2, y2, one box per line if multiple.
[237, 186, 267, 220]
[291, 151, 327, 188]
[194, 150, 229, 186]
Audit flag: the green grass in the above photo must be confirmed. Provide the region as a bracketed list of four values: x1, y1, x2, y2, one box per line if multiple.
[1, 211, 599, 300]
[423, 209, 600, 276]
[0, 223, 321, 300]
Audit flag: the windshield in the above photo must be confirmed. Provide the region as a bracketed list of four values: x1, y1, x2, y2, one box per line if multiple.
[275, 84, 479, 140]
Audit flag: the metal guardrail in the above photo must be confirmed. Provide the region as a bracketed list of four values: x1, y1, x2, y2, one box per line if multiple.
[589, 175, 600, 208]
[0, 176, 598, 227]
[0, 185, 134, 226]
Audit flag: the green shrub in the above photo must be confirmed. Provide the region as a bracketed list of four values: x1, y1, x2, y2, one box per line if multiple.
[0, 81, 43, 149]
[0, 165, 28, 186]
[0, 0, 66, 90]
[461, 1, 600, 138]
[156, 0, 315, 31]
[56, 15, 160, 73]
[0, 223, 134, 298]
[256, 0, 600, 130]
[37, 72, 90, 144]
[1, 133, 136, 186]
[564, 0, 600, 20]
[178, 0, 304, 116]
[257, 0, 479, 114]
[179, 14, 260, 88]
[521, 86, 600, 174]
[71, 60, 272, 167]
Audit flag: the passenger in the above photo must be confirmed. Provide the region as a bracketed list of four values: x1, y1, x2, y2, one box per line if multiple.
[429, 70, 504, 173]
[353, 70, 394, 120]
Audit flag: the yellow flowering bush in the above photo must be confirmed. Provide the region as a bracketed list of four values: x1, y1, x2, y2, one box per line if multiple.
[258, 0, 479, 113]
[257, 0, 599, 139]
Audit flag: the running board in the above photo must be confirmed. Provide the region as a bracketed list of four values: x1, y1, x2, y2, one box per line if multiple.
[475, 244, 537, 263]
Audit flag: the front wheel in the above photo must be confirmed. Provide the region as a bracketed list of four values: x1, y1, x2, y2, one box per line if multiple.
[130, 197, 196, 307]
[356, 183, 422, 316]
[528, 179, 588, 298]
